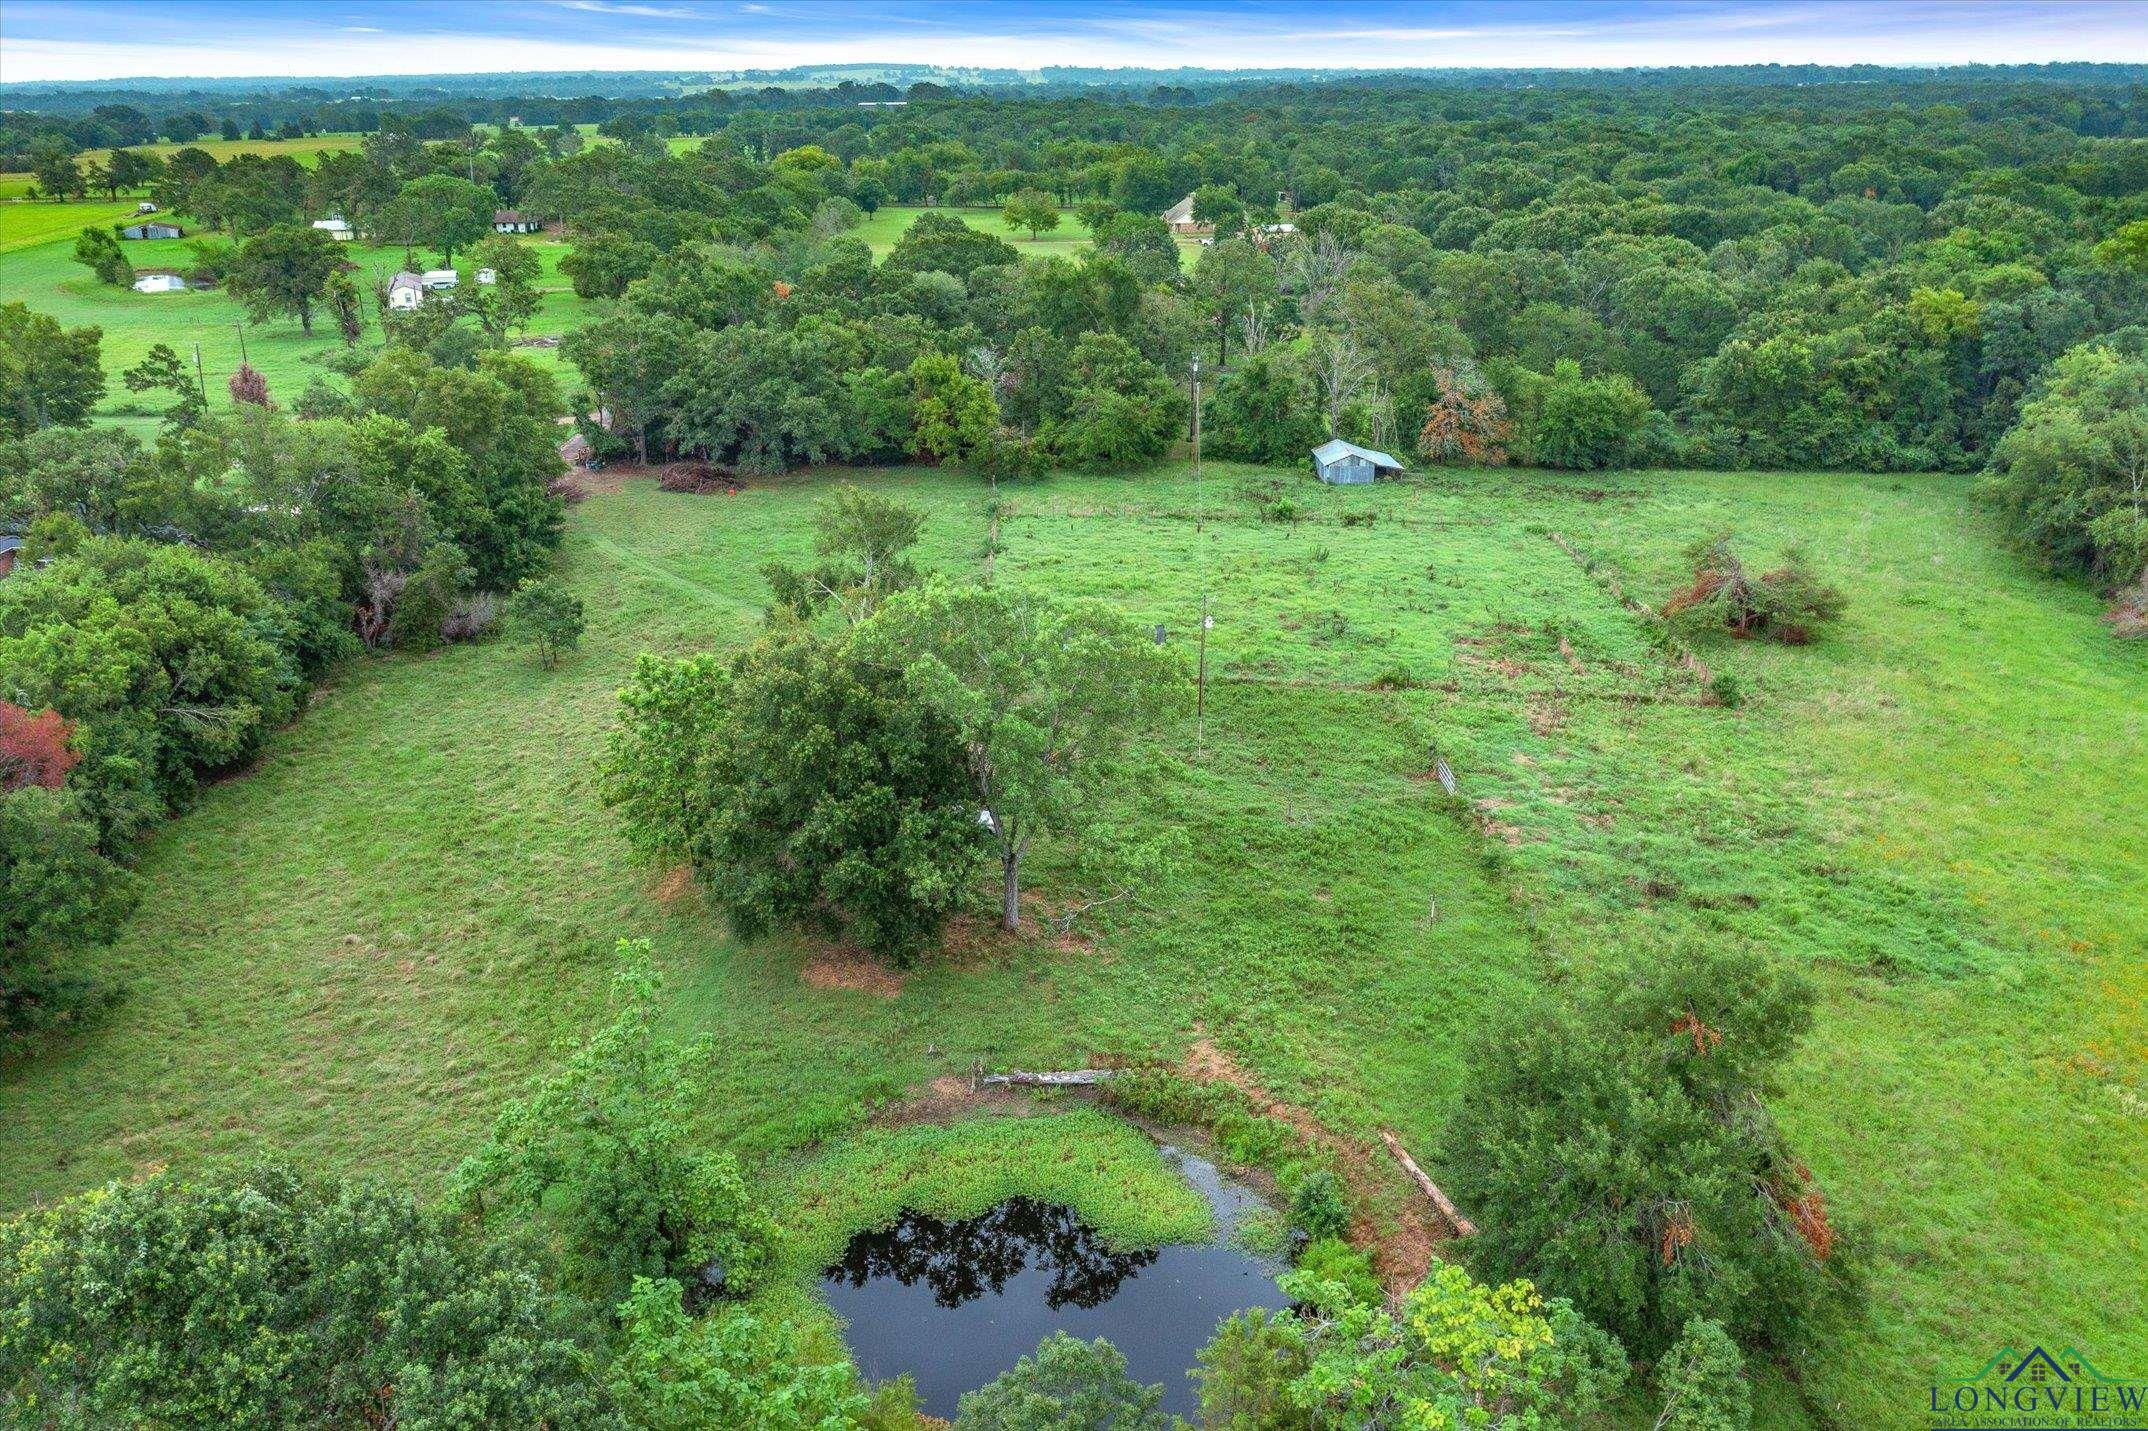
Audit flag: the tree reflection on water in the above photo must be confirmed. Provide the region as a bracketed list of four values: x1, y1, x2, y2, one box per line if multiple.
[823, 1198, 1159, 1310]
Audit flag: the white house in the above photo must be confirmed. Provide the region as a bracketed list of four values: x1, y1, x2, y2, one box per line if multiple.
[312, 217, 354, 241]
[131, 272, 187, 293]
[492, 209, 539, 234]
[386, 272, 425, 310]
[420, 269, 459, 291]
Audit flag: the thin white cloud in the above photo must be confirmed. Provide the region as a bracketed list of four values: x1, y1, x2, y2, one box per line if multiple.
[552, 1, 698, 17]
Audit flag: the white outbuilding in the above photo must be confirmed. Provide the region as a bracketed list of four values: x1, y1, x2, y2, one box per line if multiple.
[131, 271, 187, 293]
[312, 217, 354, 241]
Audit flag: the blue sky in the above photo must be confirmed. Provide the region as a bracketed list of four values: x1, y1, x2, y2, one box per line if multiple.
[1, 1, 2142, 83]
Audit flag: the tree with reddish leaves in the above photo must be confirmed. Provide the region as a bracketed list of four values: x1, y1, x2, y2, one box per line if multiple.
[1415, 365, 1511, 467]
[229, 361, 272, 407]
[0, 702, 79, 793]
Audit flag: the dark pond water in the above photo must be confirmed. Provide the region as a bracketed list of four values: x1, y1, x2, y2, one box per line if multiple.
[820, 1148, 1286, 1419]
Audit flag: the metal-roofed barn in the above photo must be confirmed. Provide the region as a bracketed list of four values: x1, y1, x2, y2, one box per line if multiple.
[1311, 438, 1405, 485]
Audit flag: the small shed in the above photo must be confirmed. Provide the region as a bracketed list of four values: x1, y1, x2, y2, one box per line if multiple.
[493, 209, 539, 233]
[135, 200, 158, 214]
[386, 272, 425, 310]
[131, 271, 187, 293]
[475, 267, 497, 285]
[313, 217, 354, 241]
[1311, 438, 1405, 485]
[0, 535, 21, 579]
[120, 222, 183, 240]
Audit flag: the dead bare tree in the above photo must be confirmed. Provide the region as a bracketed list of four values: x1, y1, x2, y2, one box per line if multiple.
[1282, 232, 1353, 326]
[1309, 329, 1374, 436]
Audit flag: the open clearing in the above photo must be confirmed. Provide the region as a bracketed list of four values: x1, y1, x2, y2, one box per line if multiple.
[0, 216, 591, 423]
[0, 459, 2137, 1426]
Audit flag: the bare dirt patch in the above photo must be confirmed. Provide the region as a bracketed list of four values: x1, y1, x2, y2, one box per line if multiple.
[801, 946, 907, 998]
[1181, 1037, 1441, 1292]
[871, 1073, 1036, 1128]
[648, 865, 697, 906]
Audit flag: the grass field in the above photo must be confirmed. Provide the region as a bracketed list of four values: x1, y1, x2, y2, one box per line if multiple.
[854, 204, 1101, 261]
[0, 459, 2138, 1427]
[0, 214, 593, 423]
[0, 198, 145, 254]
[75, 133, 367, 168]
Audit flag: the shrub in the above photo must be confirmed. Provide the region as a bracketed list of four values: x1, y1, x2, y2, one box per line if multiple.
[1654, 1317, 1752, 1431]
[1286, 1167, 1349, 1239]
[954, 1333, 1169, 1431]
[1984, 339, 2148, 589]
[506, 575, 584, 667]
[1294, 1235, 1380, 1305]
[608, 1276, 868, 1429]
[228, 361, 272, 407]
[0, 702, 78, 792]
[453, 940, 775, 1301]
[0, 1164, 604, 1427]
[1523, 360, 1655, 470]
[1, 785, 134, 1032]
[1198, 1262, 1627, 1429]
[1416, 364, 1511, 466]
[442, 591, 500, 642]
[1195, 1307, 1314, 1430]
[1444, 942, 1841, 1356]
[1662, 535, 1847, 645]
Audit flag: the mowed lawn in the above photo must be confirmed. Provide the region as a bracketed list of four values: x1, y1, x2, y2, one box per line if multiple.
[0, 217, 593, 424]
[0, 464, 2138, 1428]
[0, 197, 146, 254]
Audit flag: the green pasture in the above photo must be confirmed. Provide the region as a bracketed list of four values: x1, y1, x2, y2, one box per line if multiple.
[0, 223, 592, 423]
[0, 460, 2137, 1428]
[852, 204, 1100, 261]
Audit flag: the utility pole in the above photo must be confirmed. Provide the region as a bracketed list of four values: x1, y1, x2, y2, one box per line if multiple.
[234, 321, 248, 367]
[192, 342, 207, 403]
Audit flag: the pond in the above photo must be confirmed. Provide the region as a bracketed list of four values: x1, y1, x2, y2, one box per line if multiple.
[820, 1147, 1287, 1419]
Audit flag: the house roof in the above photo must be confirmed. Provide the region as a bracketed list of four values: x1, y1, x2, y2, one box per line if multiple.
[1162, 193, 1197, 223]
[1312, 438, 1404, 470]
[387, 272, 424, 293]
[0, 536, 23, 555]
[493, 209, 525, 223]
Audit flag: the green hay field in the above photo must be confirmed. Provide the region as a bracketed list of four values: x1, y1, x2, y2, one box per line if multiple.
[0, 460, 2137, 1426]
[0, 222, 592, 422]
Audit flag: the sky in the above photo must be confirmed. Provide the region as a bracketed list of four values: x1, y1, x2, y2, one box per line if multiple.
[1, 0, 2144, 84]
